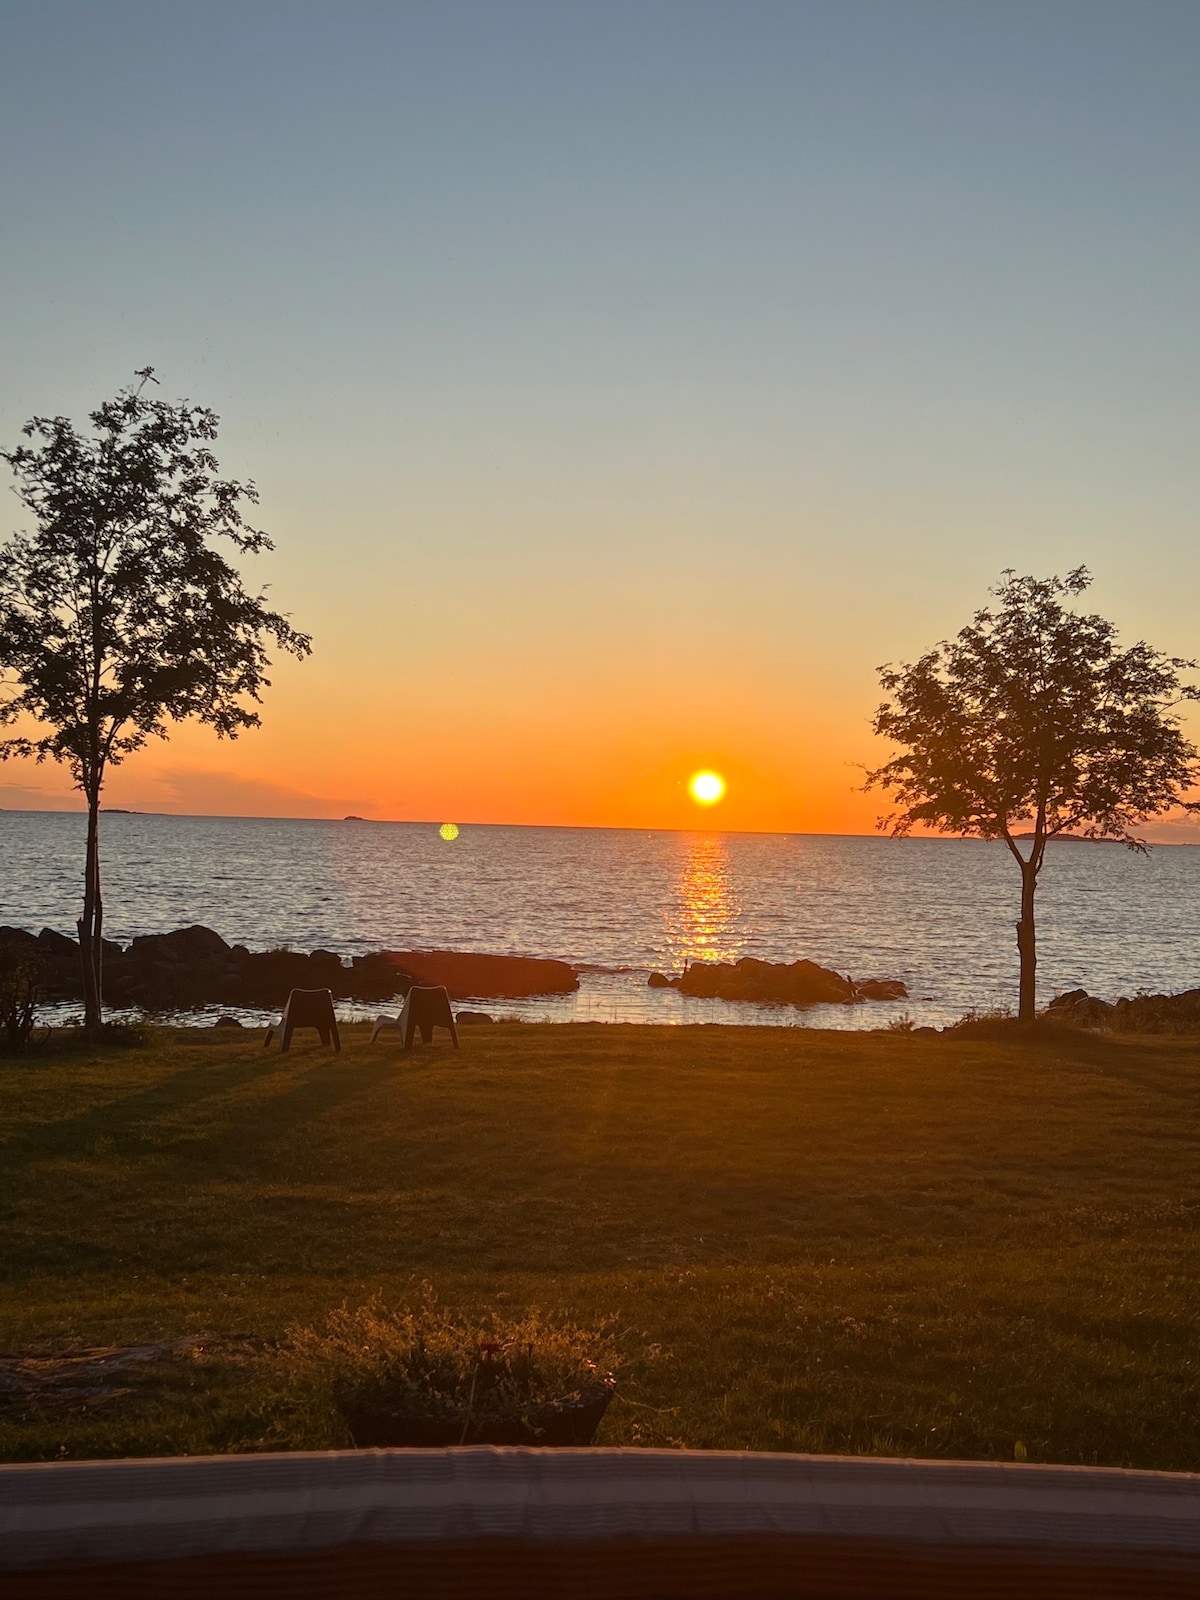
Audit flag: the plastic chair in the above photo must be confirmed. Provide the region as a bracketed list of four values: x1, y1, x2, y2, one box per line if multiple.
[372, 985, 459, 1050]
[265, 988, 341, 1052]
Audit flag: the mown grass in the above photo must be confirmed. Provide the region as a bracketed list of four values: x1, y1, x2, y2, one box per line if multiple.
[1, 1021, 1198, 1467]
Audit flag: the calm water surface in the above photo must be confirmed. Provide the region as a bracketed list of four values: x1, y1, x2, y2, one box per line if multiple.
[3, 811, 1199, 1029]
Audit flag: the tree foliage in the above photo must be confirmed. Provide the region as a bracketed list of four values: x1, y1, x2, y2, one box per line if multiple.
[866, 569, 1199, 1019]
[0, 371, 311, 780]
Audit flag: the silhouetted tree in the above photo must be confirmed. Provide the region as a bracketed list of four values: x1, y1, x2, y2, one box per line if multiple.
[0, 371, 312, 1029]
[866, 569, 1199, 1022]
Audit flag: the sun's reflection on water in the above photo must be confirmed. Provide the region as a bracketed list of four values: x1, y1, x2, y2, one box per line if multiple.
[665, 833, 745, 969]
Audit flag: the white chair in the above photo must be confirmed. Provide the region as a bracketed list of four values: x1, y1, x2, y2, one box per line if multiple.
[264, 988, 341, 1052]
[371, 985, 459, 1049]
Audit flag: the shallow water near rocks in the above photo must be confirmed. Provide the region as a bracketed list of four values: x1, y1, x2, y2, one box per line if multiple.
[4, 811, 1199, 1030]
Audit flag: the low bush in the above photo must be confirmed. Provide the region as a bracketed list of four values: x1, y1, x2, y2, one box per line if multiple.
[281, 1284, 618, 1430]
[0, 937, 46, 1053]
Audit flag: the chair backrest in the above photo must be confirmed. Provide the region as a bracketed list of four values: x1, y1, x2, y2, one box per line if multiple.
[402, 985, 452, 1017]
[285, 988, 335, 1024]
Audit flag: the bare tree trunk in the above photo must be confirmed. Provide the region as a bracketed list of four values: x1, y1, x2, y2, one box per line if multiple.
[1016, 859, 1037, 1024]
[77, 791, 104, 1031]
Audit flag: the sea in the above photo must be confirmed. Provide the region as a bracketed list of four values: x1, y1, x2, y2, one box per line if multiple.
[3, 809, 1200, 1030]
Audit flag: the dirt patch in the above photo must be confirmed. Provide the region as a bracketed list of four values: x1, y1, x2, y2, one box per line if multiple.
[0, 1336, 258, 1414]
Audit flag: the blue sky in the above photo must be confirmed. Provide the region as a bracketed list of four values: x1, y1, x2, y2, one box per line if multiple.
[2, 1, 1198, 830]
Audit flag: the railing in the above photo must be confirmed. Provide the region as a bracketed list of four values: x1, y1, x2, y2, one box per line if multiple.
[5, 1446, 1200, 1597]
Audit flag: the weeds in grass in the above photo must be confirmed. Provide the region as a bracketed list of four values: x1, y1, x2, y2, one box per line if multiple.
[281, 1283, 618, 1426]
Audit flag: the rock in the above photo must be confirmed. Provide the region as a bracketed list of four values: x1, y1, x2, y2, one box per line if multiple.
[1048, 989, 1090, 1010]
[348, 951, 413, 1002]
[671, 956, 906, 1008]
[38, 928, 78, 957]
[913, 1026, 939, 1036]
[455, 1010, 494, 1025]
[647, 972, 671, 988]
[385, 951, 579, 999]
[1043, 990, 1117, 1029]
[236, 948, 331, 1005]
[213, 1015, 244, 1028]
[676, 957, 855, 1006]
[129, 925, 230, 967]
[855, 978, 909, 1002]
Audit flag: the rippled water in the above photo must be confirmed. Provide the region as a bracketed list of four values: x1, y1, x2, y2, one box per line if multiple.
[3, 810, 1199, 1029]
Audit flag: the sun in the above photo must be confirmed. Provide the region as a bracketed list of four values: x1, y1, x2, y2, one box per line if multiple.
[688, 770, 726, 806]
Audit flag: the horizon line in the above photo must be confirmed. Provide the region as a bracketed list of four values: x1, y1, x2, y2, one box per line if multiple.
[1, 806, 1196, 844]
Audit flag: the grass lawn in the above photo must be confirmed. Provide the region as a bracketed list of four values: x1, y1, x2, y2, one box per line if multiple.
[1, 1020, 1198, 1468]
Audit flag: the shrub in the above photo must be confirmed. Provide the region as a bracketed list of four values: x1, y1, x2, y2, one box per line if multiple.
[281, 1284, 617, 1429]
[0, 936, 46, 1053]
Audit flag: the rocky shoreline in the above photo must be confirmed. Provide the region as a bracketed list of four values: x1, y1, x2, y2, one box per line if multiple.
[1, 926, 915, 1015]
[0, 925, 579, 1010]
[1046, 987, 1200, 1035]
[19, 926, 1192, 1033]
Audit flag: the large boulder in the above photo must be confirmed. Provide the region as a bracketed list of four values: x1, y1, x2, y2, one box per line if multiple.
[348, 951, 413, 1002]
[855, 978, 909, 1002]
[675, 957, 858, 1006]
[1046, 990, 1117, 1029]
[117, 925, 235, 1007]
[128, 925, 230, 967]
[384, 950, 578, 998]
[235, 948, 341, 1007]
[27, 929, 82, 1000]
[671, 957, 906, 1007]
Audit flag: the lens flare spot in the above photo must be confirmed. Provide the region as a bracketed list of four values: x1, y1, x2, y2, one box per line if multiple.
[439, 822, 460, 841]
[688, 771, 726, 806]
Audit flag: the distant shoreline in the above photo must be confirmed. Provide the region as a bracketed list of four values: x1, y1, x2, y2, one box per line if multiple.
[0, 808, 1195, 843]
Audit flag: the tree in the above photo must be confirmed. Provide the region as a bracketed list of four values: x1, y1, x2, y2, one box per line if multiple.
[0, 371, 312, 1029]
[866, 569, 1199, 1022]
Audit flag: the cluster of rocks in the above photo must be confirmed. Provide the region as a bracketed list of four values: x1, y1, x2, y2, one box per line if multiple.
[647, 957, 907, 1007]
[0, 926, 579, 1010]
[1046, 987, 1200, 1035]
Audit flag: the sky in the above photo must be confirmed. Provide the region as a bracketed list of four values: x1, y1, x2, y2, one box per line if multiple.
[1, 1, 1198, 835]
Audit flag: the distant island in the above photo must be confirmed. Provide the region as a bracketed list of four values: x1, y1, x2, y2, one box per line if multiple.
[1015, 832, 1117, 843]
[101, 808, 141, 815]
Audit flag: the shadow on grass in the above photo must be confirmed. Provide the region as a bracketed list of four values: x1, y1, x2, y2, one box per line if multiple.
[222, 1051, 421, 1144]
[0, 1044, 404, 1171]
[945, 1021, 1199, 1091]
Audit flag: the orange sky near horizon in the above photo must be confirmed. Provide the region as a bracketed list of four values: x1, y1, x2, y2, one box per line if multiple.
[0, 659, 887, 835]
[5, 632, 1200, 844]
